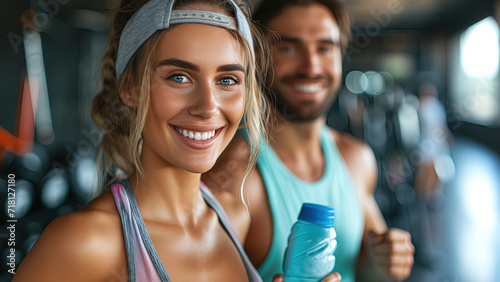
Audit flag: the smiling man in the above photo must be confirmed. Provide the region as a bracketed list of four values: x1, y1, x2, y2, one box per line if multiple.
[203, 1, 414, 282]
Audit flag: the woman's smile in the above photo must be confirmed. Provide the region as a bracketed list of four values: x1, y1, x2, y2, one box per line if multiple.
[170, 124, 224, 150]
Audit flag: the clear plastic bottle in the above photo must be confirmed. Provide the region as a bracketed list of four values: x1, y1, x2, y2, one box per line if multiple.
[283, 203, 337, 282]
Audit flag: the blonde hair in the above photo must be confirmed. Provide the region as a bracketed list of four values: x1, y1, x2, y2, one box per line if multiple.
[92, 0, 270, 194]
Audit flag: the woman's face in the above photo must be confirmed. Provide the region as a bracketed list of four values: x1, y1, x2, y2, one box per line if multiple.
[142, 23, 246, 173]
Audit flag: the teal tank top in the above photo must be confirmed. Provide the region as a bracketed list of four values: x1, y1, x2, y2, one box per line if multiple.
[241, 126, 364, 282]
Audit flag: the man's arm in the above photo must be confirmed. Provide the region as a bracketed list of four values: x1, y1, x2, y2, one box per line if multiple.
[202, 134, 253, 242]
[331, 129, 414, 281]
[202, 133, 273, 267]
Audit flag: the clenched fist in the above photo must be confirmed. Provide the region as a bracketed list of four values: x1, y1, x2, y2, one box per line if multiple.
[366, 228, 414, 281]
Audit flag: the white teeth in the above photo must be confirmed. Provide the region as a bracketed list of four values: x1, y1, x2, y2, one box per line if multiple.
[174, 126, 218, 141]
[294, 84, 321, 93]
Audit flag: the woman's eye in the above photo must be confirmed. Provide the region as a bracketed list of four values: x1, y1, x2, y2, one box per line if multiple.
[219, 77, 238, 86]
[169, 74, 189, 83]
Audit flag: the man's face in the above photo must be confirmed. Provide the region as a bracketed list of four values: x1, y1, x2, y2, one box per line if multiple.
[267, 3, 343, 122]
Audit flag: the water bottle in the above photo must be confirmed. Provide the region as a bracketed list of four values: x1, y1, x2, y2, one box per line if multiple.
[283, 203, 337, 282]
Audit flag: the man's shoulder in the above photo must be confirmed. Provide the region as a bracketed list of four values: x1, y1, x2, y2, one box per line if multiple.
[328, 127, 372, 157]
[202, 132, 259, 239]
[328, 127, 378, 193]
[203, 132, 251, 194]
[219, 132, 252, 166]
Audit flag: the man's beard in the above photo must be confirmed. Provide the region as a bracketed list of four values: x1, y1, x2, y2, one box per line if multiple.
[269, 84, 337, 122]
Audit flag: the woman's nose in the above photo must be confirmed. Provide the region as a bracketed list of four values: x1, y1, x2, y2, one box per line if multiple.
[188, 83, 219, 119]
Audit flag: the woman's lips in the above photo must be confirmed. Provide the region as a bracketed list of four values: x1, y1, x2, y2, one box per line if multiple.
[170, 125, 223, 150]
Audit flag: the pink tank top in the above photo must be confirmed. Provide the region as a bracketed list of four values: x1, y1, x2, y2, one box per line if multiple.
[111, 180, 262, 282]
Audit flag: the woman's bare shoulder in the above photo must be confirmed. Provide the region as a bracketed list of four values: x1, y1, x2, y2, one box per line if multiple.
[14, 191, 128, 281]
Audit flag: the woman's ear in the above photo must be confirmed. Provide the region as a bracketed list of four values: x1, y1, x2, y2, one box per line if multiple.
[120, 89, 138, 107]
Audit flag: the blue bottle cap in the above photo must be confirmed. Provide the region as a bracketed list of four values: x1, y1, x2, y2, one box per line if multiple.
[298, 203, 335, 227]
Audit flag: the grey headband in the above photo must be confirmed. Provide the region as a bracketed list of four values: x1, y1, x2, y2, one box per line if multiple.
[115, 0, 254, 78]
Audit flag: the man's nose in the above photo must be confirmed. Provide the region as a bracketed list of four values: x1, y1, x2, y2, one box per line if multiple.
[299, 49, 322, 76]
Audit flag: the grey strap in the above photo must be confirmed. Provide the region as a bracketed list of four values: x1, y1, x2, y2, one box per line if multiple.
[200, 184, 263, 282]
[121, 180, 171, 282]
[116, 198, 137, 281]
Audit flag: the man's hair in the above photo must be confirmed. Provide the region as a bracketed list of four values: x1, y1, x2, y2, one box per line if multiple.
[253, 0, 351, 55]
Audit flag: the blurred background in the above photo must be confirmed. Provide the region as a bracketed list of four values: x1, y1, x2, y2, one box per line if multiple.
[1, 0, 499, 281]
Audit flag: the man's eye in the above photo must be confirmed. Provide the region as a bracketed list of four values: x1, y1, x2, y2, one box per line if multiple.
[319, 46, 332, 53]
[279, 46, 295, 53]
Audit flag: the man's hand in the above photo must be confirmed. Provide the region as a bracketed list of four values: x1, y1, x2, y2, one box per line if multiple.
[272, 272, 342, 282]
[366, 228, 414, 281]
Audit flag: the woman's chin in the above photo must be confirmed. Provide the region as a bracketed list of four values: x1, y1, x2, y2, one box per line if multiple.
[182, 162, 217, 175]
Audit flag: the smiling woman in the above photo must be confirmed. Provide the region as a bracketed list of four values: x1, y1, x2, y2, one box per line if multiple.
[12, 0, 270, 281]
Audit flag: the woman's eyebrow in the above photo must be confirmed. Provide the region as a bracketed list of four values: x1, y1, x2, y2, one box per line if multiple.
[156, 59, 244, 73]
[217, 64, 245, 73]
[157, 58, 200, 71]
